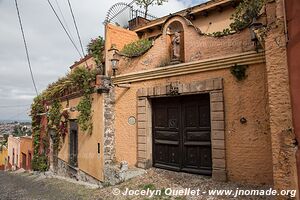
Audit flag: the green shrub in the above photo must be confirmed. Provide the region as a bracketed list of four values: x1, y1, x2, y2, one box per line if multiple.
[121, 39, 153, 57]
[31, 154, 48, 172]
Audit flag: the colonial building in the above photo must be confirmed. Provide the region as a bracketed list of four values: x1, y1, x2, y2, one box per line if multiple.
[7, 135, 33, 170]
[104, 0, 298, 192]
[0, 145, 8, 170]
[32, 0, 298, 196]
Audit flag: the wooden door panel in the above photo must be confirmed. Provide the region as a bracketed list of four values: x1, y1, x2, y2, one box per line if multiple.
[152, 94, 212, 175]
[153, 98, 180, 169]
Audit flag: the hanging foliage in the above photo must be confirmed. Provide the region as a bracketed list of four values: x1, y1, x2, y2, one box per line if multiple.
[47, 99, 62, 151]
[77, 94, 93, 134]
[87, 36, 105, 71]
[30, 67, 98, 171]
[203, 0, 265, 38]
[230, 64, 248, 81]
[31, 96, 48, 171]
[230, 0, 265, 31]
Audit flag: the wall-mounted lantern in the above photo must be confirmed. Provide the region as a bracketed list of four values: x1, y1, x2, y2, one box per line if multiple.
[249, 18, 263, 50]
[109, 44, 120, 77]
[111, 56, 119, 77]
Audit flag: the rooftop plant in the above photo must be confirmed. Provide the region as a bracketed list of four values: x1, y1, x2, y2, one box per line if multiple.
[121, 39, 153, 57]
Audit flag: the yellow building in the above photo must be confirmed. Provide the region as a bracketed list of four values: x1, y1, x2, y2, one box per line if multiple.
[0, 145, 8, 170]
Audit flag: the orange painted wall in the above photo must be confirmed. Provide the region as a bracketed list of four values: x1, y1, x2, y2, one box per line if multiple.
[0, 146, 8, 170]
[7, 136, 32, 170]
[58, 93, 104, 181]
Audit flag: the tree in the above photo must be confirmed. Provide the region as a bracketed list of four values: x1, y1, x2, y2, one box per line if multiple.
[135, 0, 168, 18]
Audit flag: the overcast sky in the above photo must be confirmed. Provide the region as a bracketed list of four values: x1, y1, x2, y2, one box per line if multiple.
[0, 0, 206, 121]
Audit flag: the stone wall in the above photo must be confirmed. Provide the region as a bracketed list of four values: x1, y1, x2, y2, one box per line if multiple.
[56, 158, 102, 186]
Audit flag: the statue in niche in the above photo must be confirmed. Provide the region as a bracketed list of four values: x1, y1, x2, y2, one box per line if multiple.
[172, 32, 181, 61]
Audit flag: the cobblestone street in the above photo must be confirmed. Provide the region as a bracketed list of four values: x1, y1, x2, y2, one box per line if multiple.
[0, 169, 274, 200]
[0, 171, 99, 200]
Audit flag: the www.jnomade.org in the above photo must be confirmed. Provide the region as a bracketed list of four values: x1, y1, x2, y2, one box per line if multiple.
[114, 188, 297, 198]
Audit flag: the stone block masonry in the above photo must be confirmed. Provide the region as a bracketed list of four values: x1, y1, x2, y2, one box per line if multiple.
[137, 78, 227, 181]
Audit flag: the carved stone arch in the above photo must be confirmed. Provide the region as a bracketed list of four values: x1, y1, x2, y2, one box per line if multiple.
[162, 15, 202, 35]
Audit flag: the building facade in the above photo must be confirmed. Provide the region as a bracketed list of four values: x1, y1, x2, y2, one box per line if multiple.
[104, 0, 298, 192]
[33, 0, 298, 196]
[7, 135, 33, 170]
[0, 145, 8, 170]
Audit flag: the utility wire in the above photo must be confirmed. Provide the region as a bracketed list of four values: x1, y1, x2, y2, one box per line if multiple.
[67, 0, 86, 57]
[47, 0, 83, 58]
[54, 0, 76, 43]
[14, 0, 39, 96]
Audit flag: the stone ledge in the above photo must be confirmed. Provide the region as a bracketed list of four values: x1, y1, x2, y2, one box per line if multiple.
[114, 51, 265, 84]
[137, 78, 223, 97]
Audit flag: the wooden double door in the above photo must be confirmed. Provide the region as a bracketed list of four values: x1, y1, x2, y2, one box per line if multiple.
[152, 94, 212, 175]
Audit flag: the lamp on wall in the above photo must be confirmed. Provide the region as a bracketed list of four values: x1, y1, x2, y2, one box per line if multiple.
[249, 18, 263, 51]
[108, 44, 120, 77]
[249, 18, 263, 42]
[111, 54, 119, 76]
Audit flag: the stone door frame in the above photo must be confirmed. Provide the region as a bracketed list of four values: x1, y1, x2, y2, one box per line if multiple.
[136, 77, 227, 181]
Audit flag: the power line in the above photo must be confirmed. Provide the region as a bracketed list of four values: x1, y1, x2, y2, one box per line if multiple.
[47, 0, 83, 58]
[14, 0, 39, 96]
[67, 0, 86, 57]
[54, 0, 75, 43]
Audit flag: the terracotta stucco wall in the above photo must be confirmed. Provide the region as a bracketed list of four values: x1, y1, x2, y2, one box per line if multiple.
[105, 24, 139, 75]
[264, 0, 298, 193]
[71, 56, 97, 72]
[58, 93, 104, 181]
[139, 6, 234, 39]
[114, 63, 273, 185]
[192, 8, 234, 34]
[19, 137, 33, 170]
[114, 17, 254, 75]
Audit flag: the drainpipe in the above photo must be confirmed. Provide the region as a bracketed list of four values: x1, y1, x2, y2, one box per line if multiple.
[283, 0, 289, 44]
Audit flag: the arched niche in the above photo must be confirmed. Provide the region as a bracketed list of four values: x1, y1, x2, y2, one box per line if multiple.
[166, 20, 185, 64]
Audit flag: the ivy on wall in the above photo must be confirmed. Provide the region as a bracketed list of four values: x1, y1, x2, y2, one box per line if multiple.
[31, 96, 48, 171]
[87, 36, 105, 73]
[30, 67, 98, 171]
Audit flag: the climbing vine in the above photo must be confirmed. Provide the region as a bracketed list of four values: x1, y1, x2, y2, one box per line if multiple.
[121, 39, 153, 57]
[31, 95, 48, 171]
[203, 0, 265, 38]
[30, 67, 98, 171]
[87, 36, 105, 71]
[77, 94, 93, 134]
